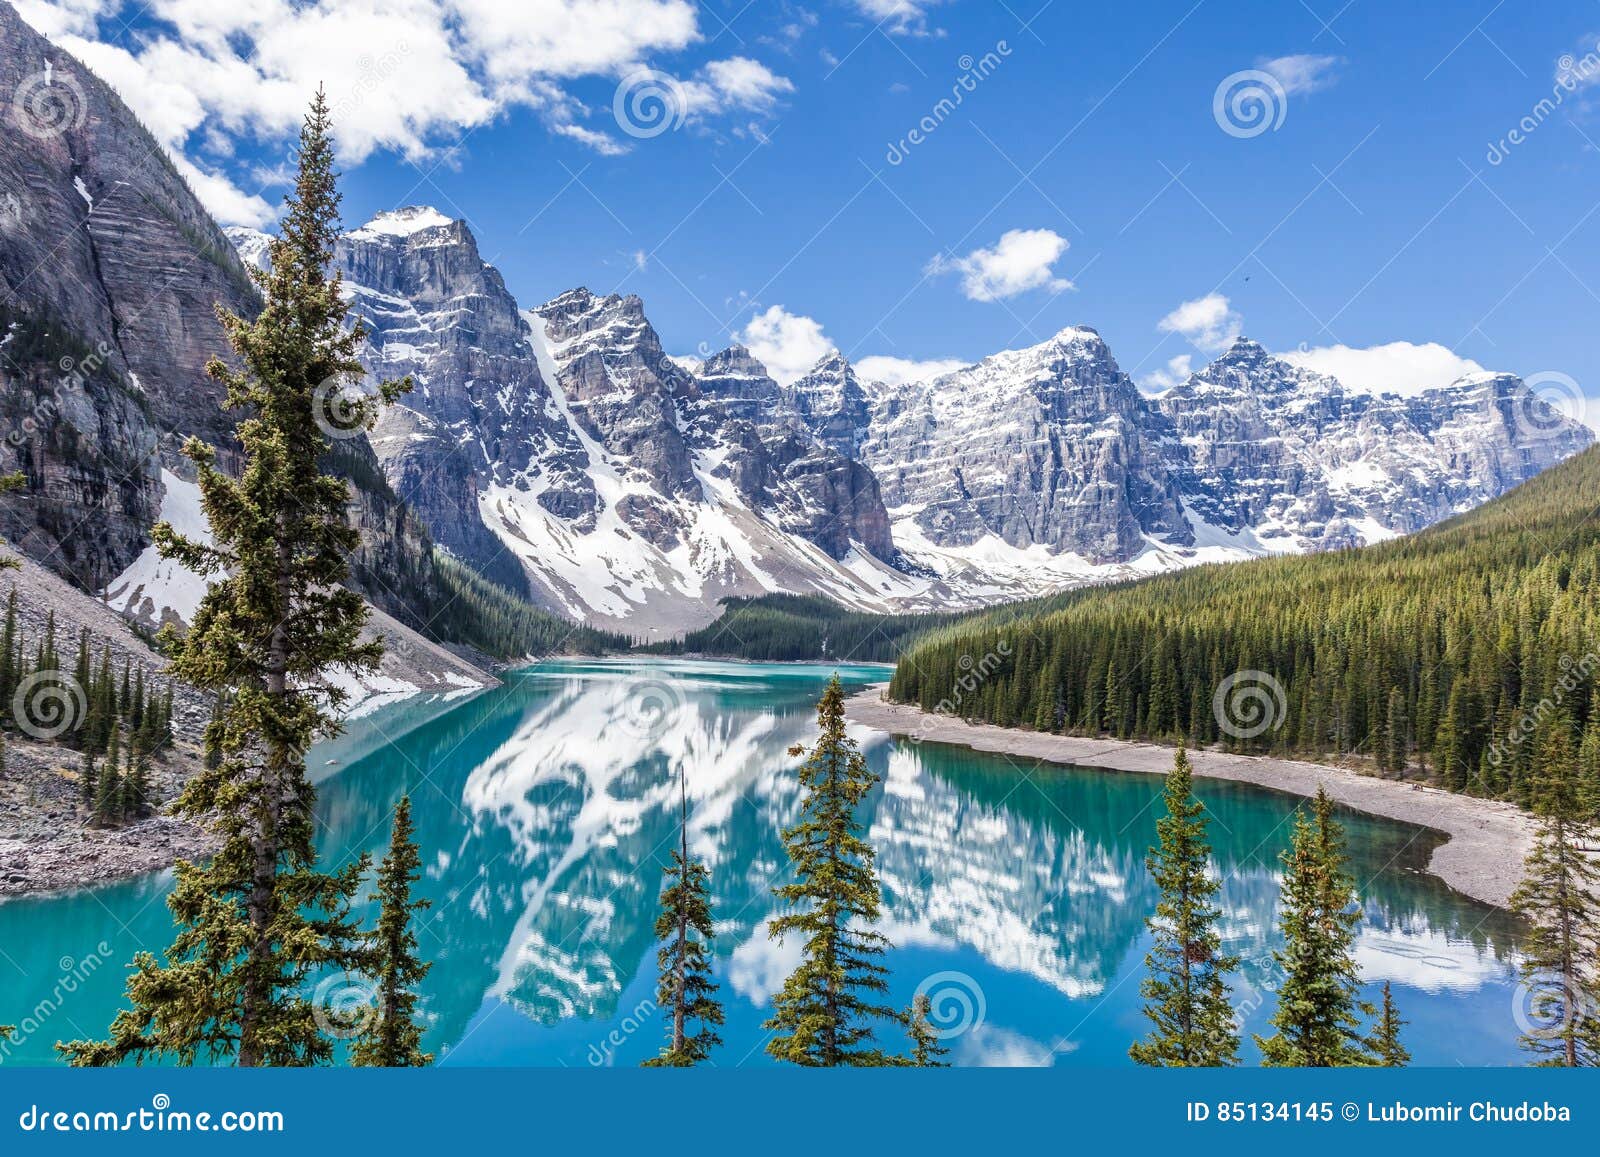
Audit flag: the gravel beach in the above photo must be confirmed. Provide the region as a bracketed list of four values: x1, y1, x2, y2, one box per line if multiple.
[846, 685, 1535, 909]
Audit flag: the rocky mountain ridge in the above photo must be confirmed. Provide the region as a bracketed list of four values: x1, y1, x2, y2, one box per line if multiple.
[221, 202, 1594, 633]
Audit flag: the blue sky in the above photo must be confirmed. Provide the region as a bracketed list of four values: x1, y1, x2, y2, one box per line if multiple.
[21, 0, 1600, 412]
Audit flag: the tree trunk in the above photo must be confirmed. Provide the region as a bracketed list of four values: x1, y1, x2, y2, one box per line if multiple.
[239, 535, 293, 1067]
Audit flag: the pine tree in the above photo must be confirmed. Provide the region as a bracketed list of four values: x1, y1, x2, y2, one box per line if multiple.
[1508, 722, 1600, 1066]
[643, 770, 723, 1067]
[1255, 787, 1371, 1066]
[59, 91, 408, 1069]
[765, 675, 900, 1066]
[905, 994, 950, 1067]
[1365, 982, 1409, 1067]
[0, 473, 22, 572]
[1130, 747, 1240, 1066]
[351, 797, 433, 1068]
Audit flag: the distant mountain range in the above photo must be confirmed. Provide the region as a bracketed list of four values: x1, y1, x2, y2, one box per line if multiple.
[231, 204, 1591, 631]
[0, 0, 1591, 639]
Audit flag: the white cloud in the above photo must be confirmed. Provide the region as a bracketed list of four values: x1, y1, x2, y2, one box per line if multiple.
[1257, 53, 1341, 95]
[856, 354, 968, 387]
[695, 57, 795, 111]
[1140, 353, 1195, 393]
[1158, 293, 1242, 353]
[1280, 341, 1486, 396]
[927, 229, 1072, 303]
[20, 0, 790, 225]
[854, 0, 945, 36]
[740, 305, 836, 385]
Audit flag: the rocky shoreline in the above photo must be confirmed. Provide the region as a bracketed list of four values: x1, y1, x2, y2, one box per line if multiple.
[845, 686, 1535, 909]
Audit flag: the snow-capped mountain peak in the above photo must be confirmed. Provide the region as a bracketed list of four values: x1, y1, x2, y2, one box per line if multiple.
[214, 219, 1594, 634]
[350, 205, 456, 240]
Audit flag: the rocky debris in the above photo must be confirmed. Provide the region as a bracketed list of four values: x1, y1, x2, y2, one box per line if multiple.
[0, 552, 493, 894]
[0, 732, 214, 896]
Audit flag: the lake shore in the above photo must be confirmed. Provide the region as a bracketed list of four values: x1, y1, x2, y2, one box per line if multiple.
[845, 685, 1535, 909]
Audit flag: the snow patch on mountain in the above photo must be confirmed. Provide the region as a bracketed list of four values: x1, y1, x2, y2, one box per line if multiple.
[101, 469, 218, 628]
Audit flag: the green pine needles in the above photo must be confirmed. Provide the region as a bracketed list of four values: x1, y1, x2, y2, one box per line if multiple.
[352, 796, 433, 1067]
[0, 472, 21, 571]
[765, 675, 902, 1066]
[905, 994, 950, 1067]
[59, 90, 409, 1068]
[1130, 747, 1240, 1067]
[643, 772, 724, 1067]
[1509, 719, 1600, 1067]
[1256, 788, 1378, 1067]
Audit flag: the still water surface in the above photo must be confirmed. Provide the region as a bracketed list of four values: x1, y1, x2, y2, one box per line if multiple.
[0, 660, 1523, 1066]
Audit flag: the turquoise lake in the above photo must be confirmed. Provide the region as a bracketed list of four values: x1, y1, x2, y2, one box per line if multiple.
[0, 660, 1525, 1067]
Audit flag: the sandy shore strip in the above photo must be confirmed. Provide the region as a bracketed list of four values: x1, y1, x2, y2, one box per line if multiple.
[846, 686, 1535, 910]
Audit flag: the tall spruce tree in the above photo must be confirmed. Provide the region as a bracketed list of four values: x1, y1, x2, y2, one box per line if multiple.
[1365, 983, 1409, 1067]
[643, 770, 723, 1067]
[1255, 787, 1372, 1066]
[905, 994, 950, 1067]
[1129, 747, 1240, 1067]
[351, 797, 433, 1067]
[1509, 722, 1600, 1066]
[59, 91, 408, 1068]
[765, 676, 900, 1066]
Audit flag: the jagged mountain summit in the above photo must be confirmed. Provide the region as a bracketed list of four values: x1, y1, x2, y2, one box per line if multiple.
[298, 217, 914, 634]
[220, 205, 1592, 633]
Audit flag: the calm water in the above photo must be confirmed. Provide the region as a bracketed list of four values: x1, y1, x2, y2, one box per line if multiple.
[0, 660, 1524, 1067]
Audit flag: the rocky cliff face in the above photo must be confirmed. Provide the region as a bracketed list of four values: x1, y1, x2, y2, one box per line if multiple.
[0, 0, 255, 587]
[861, 326, 1191, 563]
[311, 238, 907, 631]
[0, 2, 445, 629]
[1154, 338, 1592, 550]
[282, 202, 1595, 628]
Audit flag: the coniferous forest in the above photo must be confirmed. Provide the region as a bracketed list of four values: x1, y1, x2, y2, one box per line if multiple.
[890, 444, 1600, 809]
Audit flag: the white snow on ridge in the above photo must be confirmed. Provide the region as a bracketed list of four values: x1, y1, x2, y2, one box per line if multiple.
[351, 206, 454, 240]
[102, 469, 219, 627]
